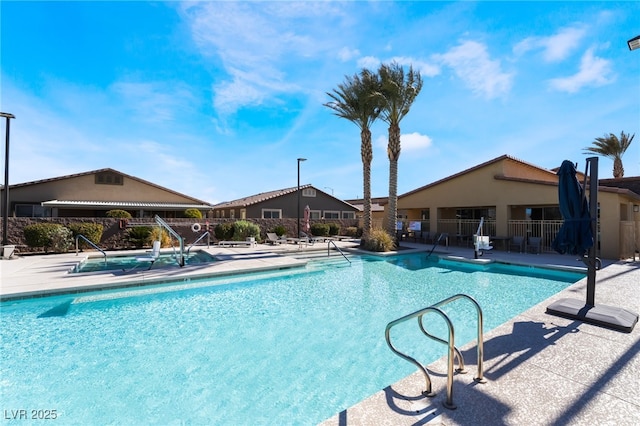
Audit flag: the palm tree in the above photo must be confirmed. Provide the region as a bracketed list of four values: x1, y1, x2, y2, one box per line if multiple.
[584, 131, 635, 178]
[324, 69, 383, 242]
[376, 62, 423, 235]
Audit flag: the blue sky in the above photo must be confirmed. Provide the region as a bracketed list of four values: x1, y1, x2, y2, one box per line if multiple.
[1, 1, 639, 205]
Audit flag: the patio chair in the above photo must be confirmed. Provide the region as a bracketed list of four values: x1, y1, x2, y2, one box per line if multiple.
[528, 237, 542, 254]
[266, 233, 286, 245]
[508, 236, 525, 253]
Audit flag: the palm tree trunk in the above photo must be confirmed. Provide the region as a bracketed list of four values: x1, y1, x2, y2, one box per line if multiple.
[361, 129, 373, 241]
[386, 124, 401, 236]
[613, 157, 624, 178]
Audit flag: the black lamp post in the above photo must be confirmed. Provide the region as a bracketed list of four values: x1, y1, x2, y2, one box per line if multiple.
[1, 112, 15, 247]
[628, 35, 640, 51]
[297, 158, 306, 237]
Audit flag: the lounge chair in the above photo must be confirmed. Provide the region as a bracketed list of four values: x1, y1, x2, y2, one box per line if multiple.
[135, 240, 161, 270]
[266, 233, 286, 245]
[508, 236, 525, 253]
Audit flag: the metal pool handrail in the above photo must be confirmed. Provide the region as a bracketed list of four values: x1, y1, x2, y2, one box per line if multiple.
[75, 234, 107, 265]
[186, 231, 210, 255]
[385, 293, 484, 410]
[327, 240, 351, 264]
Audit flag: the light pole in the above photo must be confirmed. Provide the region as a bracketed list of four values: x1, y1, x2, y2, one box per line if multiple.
[628, 35, 640, 51]
[1, 112, 15, 247]
[297, 158, 307, 237]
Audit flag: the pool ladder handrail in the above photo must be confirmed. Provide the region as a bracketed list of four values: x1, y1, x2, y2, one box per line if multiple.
[154, 215, 185, 267]
[186, 231, 210, 255]
[75, 234, 107, 265]
[385, 293, 484, 410]
[327, 240, 351, 264]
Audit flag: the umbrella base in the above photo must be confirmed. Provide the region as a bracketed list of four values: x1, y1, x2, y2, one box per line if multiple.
[547, 298, 639, 333]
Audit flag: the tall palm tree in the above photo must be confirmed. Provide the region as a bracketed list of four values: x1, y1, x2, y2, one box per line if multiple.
[376, 62, 423, 235]
[324, 69, 383, 242]
[584, 131, 635, 178]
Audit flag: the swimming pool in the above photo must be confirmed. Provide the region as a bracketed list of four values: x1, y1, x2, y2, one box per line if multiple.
[1, 254, 584, 425]
[70, 250, 217, 273]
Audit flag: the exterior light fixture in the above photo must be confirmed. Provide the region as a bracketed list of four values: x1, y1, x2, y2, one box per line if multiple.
[628, 35, 640, 51]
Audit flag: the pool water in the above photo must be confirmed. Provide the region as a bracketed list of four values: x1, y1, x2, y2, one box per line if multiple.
[70, 250, 217, 273]
[1, 254, 584, 425]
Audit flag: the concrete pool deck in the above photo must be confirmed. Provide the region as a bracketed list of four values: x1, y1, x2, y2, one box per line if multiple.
[2, 241, 639, 425]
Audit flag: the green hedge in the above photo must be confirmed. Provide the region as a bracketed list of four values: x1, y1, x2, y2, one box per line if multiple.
[67, 222, 104, 249]
[310, 223, 330, 237]
[184, 208, 203, 219]
[23, 223, 73, 253]
[127, 226, 153, 248]
[106, 209, 132, 219]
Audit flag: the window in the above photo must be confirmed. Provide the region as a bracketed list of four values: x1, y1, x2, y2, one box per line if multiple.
[310, 210, 321, 220]
[341, 211, 355, 219]
[302, 188, 316, 197]
[230, 209, 235, 219]
[240, 209, 246, 220]
[323, 210, 339, 219]
[95, 171, 123, 185]
[262, 209, 281, 219]
[15, 204, 50, 217]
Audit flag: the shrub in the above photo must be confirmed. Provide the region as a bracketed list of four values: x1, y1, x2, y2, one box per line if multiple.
[343, 226, 361, 237]
[127, 226, 152, 248]
[24, 223, 73, 253]
[67, 222, 104, 249]
[310, 223, 330, 237]
[150, 227, 173, 248]
[327, 223, 340, 236]
[273, 225, 287, 236]
[184, 208, 203, 219]
[362, 228, 395, 252]
[232, 220, 260, 241]
[106, 209, 132, 219]
[214, 223, 234, 241]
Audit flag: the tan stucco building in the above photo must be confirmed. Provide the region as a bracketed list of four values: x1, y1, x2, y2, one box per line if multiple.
[0, 168, 212, 218]
[396, 155, 640, 260]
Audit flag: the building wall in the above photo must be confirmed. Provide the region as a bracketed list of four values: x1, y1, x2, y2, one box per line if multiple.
[5, 173, 200, 204]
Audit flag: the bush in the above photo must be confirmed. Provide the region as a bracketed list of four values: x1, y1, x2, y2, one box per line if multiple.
[232, 220, 260, 241]
[214, 223, 234, 241]
[106, 209, 132, 219]
[150, 227, 173, 248]
[24, 223, 73, 253]
[67, 222, 104, 249]
[127, 226, 152, 248]
[343, 226, 361, 237]
[273, 225, 287, 236]
[184, 208, 203, 219]
[310, 223, 330, 237]
[362, 228, 395, 252]
[327, 223, 340, 236]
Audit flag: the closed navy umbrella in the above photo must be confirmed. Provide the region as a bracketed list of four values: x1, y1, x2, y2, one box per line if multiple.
[551, 160, 593, 256]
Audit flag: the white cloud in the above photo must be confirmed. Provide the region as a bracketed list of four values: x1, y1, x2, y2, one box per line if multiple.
[434, 41, 513, 99]
[111, 81, 196, 123]
[374, 132, 433, 152]
[338, 47, 360, 62]
[548, 48, 614, 93]
[514, 26, 586, 62]
[357, 56, 381, 70]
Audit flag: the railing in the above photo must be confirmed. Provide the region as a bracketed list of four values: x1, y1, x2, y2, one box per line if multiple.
[385, 294, 484, 410]
[327, 240, 351, 264]
[154, 215, 184, 266]
[186, 231, 210, 255]
[75, 234, 107, 264]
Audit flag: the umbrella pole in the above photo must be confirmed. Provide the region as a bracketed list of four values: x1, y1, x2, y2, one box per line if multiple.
[585, 157, 597, 307]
